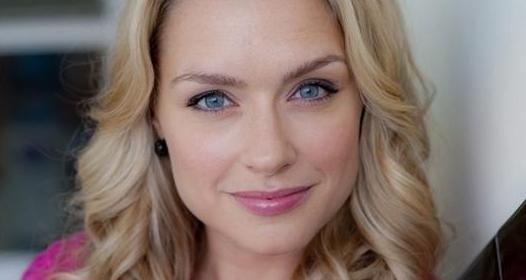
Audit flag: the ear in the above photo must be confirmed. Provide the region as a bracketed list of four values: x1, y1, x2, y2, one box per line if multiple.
[150, 108, 164, 139]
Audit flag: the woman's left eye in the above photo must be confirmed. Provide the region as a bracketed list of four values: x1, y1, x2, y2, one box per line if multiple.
[289, 80, 339, 103]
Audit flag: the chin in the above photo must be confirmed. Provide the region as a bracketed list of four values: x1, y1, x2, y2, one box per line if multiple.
[238, 232, 312, 256]
[247, 242, 304, 256]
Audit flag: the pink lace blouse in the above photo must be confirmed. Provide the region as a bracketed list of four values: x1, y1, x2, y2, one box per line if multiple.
[21, 232, 87, 280]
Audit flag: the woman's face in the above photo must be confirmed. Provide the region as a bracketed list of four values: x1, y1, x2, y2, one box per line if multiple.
[153, 0, 362, 256]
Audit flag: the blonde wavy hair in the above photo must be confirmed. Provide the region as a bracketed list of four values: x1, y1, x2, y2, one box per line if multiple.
[53, 0, 444, 279]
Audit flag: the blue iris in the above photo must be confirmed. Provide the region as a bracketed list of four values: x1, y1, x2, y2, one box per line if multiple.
[204, 94, 225, 109]
[298, 84, 320, 98]
[190, 81, 333, 112]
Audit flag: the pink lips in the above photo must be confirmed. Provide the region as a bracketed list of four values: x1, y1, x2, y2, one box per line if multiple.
[231, 186, 312, 216]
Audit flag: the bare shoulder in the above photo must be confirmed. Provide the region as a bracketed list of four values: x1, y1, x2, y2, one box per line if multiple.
[21, 232, 87, 280]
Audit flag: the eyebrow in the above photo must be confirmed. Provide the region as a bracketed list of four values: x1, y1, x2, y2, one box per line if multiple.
[170, 54, 346, 88]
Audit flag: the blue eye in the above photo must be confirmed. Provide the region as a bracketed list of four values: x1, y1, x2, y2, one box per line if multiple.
[186, 79, 339, 115]
[187, 90, 234, 112]
[299, 84, 320, 98]
[290, 80, 339, 102]
[202, 93, 226, 108]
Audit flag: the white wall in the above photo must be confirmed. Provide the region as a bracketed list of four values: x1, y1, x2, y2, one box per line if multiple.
[0, 2, 122, 278]
[400, 0, 526, 279]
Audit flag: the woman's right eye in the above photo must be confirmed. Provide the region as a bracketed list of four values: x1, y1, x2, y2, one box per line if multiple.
[186, 90, 235, 113]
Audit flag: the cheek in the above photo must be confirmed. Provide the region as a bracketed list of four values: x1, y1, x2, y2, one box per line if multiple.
[168, 130, 229, 179]
[298, 114, 360, 232]
[292, 101, 361, 224]
[299, 110, 361, 185]
[163, 124, 235, 217]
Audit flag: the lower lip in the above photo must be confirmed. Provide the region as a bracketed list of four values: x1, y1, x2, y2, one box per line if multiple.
[232, 187, 312, 217]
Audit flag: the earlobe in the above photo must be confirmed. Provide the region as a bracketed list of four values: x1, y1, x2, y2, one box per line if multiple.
[154, 139, 169, 157]
[151, 113, 169, 157]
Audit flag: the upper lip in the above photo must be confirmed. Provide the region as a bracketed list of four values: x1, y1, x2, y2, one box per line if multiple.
[231, 186, 312, 199]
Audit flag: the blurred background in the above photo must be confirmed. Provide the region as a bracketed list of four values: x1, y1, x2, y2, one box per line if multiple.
[0, 0, 524, 279]
[401, 0, 526, 279]
[0, 1, 119, 278]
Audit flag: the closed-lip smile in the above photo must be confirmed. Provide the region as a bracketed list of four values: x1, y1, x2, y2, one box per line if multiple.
[231, 186, 312, 199]
[230, 185, 314, 216]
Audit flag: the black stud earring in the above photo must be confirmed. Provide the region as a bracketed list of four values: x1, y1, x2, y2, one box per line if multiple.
[154, 139, 169, 157]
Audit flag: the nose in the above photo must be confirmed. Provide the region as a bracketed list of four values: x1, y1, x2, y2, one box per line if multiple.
[240, 107, 297, 176]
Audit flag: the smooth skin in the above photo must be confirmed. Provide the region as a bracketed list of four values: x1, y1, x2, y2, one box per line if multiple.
[153, 0, 363, 279]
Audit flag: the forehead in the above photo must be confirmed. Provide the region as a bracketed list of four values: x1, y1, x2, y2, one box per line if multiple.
[159, 0, 344, 78]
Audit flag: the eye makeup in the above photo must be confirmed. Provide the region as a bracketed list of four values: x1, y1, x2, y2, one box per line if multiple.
[185, 78, 340, 117]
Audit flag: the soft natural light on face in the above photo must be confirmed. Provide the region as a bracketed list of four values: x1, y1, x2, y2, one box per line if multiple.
[152, 0, 362, 277]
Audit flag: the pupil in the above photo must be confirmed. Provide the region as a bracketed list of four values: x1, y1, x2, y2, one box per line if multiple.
[205, 94, 224, 108]
[300, 85, 318, 98]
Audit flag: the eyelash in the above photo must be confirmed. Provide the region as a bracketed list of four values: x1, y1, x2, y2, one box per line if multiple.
[185, 79, 339, 116]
